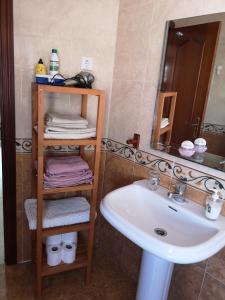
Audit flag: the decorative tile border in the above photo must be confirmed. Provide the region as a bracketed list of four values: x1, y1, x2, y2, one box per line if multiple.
[102, 138, 135, 162]
[203, 123, 225, 134]
[134, 149, 173, 177]
[16, 138, 32, 153]
[16, 137, 225, 196]
[104, 138, 225, 196]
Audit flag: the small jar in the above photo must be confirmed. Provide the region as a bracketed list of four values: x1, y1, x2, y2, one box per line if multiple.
[179, 140, 195, 157]
[194, 138, 207, 154]
[148, 169, 160, 191]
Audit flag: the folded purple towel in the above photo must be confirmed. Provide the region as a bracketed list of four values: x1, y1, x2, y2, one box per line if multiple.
[45, 156, 90, 176]
[44, 170, 93, 189]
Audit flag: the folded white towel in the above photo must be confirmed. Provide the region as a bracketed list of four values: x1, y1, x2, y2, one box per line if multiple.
[24, 197, 90, 230]
[45, 124, 96, 134]
[46, 113, 88, 126]
[46, 122, 88, 129]
[44, 131, 96, 139]
[160, 118, 169, 129]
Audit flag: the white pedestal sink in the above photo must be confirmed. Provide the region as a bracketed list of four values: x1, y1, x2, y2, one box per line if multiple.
[100, 180, 225, 300]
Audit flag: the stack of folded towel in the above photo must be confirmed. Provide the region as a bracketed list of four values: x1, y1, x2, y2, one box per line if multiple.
[160, 117, 169, 129]
[44, 156, 93, 189]
[44, 112, 96, 139]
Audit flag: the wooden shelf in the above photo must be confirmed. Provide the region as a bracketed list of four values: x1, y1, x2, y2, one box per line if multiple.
[33, 129, 97, 146]
[43, 183, 94, 195]
[153, 91, 177, 145]
[42, 252, 88, 277]
[42, 222, 90, 237]
[160, 124, 171, 135]
[32, 83, 105, 297]
[44, 138, 97, 147]
[33, 83, 105, 96]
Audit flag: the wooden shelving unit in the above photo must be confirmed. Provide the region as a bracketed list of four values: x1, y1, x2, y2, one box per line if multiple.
[153, 91, 177, 146]
[31, 83, 105, 298]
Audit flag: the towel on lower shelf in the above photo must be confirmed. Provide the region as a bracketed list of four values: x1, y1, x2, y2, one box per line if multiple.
[24, 197, 90, 230]
[46, 113, 88, 128]
[160, 118, 169, 129]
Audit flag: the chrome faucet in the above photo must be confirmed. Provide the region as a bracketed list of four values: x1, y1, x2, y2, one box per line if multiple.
[168, 181, 187, 204]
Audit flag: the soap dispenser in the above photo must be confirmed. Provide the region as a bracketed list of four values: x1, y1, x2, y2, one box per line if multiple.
[205, 188, 223, 220]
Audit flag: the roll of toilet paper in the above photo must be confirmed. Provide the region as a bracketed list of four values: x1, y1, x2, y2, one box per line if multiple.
[46, 234, 62, 246]
[62, 232, 77, 244]
[61, 243, 76, 264]
[47, 244, 62, 266]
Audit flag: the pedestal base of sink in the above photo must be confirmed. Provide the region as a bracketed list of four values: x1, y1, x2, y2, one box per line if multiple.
[136, 251, 174, 300]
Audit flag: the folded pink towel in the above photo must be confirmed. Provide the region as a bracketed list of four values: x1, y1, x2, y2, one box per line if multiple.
[44, 170, 93, 189]
[45, 156, 90, 176]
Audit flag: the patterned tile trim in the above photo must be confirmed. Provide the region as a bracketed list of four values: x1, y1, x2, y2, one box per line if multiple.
[104, 138, 225, 195]
[16, 137, 225, 194]
[203, 123, 225, 134]
[15, 138, 93, 153]
[16, 139, 32, 153]
[101, 138, 135, 162]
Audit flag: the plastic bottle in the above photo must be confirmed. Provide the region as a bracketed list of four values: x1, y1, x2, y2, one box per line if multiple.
[35, 58, 47, 75]
[205, 188, 223, 220]
[50, 49, 59, 76]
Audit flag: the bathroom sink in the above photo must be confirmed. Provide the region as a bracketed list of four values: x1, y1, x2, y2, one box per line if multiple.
[100, 180, 225, 300]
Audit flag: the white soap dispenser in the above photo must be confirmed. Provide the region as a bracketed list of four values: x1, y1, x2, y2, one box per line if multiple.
[205, 188, 223, 220]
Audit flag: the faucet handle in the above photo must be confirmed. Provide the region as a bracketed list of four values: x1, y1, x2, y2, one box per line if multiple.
[175, 181, 187, 195]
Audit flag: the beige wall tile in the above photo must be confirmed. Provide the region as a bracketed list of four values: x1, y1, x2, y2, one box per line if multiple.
[108, 80, 143, 143]
[14, 0, 119, 139]
[113, 2, 154, 81]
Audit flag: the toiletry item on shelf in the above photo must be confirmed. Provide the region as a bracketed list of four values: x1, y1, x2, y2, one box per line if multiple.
[35, 74, 64, 85]
[178, 140, 195, 157]
[47, 244, 62, 266]
[50, 48, 59, 76]
[63, 71, 95, 89]
[46, 234, 62, 246]
[148, 169, 160, 191]
[62, 232, 77, 244]
[194, 138, 207, 153]
[61, 242, 77, 264]
[205, 188, 223, 220]
[160, 118, 169, 129]
[35, 58, 47, 75]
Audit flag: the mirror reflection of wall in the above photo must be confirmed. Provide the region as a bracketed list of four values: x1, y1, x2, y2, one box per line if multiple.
[152, 12, 225, 171]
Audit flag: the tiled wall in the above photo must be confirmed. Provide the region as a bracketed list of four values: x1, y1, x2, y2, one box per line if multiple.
[13, 0, 119, 139]
[16, 141, 225, 298]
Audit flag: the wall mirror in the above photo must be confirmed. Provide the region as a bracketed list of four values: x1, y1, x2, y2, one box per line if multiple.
[152, 12, 225, 172]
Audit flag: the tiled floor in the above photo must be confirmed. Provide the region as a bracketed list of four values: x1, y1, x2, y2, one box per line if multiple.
[0, 253, 137, 300]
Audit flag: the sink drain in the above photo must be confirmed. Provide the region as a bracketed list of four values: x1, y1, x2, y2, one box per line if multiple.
[154, 228, 167, 237]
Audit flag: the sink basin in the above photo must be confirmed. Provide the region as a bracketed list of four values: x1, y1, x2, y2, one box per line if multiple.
[100, 180, 225, 300]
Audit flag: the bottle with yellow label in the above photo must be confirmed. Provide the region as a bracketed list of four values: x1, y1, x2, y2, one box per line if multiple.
[35, 58, 47, 75]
